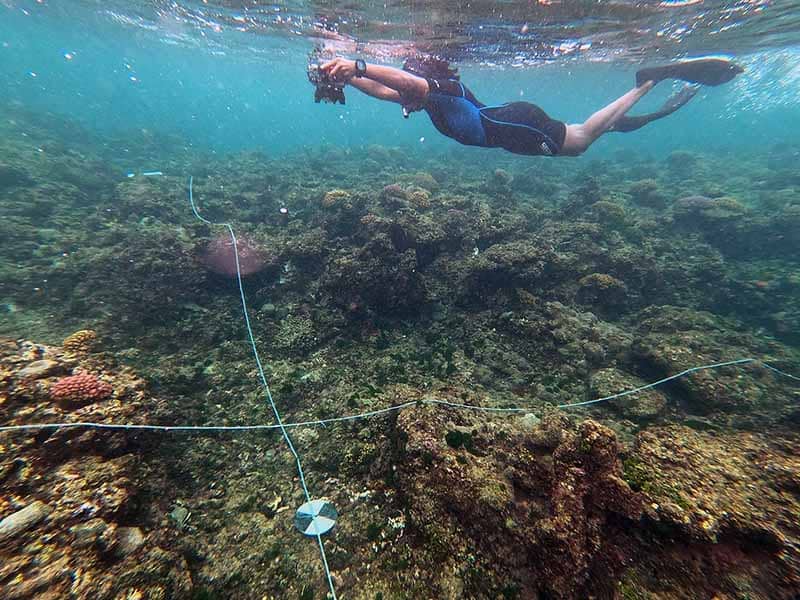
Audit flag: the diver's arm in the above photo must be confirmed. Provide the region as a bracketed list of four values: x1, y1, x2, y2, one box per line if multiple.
[321, 58, 428, 102]
[349, 77, 402, 103]
[358, 63, 429, 100]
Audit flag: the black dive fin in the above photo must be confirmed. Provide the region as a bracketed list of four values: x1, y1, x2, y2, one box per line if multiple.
[636, 58, 743, 87]
[611, 84, 699, 133]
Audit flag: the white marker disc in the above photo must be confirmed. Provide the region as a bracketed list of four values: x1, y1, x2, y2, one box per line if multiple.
[294, 499, 338, 536]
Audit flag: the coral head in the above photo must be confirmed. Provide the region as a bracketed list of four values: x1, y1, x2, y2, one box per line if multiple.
[51, 373, 113, 408]
[200, 234, 269, 277]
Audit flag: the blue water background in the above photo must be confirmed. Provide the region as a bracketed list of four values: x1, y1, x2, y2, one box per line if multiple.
[1, 3, 799, 162]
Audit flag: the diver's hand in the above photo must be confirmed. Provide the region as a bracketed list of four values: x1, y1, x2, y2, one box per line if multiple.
[320, 57, 357, 83]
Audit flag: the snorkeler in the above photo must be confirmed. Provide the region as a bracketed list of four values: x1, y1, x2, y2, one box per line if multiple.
[318, 56, 743, 156]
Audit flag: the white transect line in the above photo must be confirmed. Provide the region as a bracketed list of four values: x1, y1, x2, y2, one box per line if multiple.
[185, 177, 337, 600]
[2, 174, 799, 599]
[761, 362, 800, 382]
[1, 359, 796, 433]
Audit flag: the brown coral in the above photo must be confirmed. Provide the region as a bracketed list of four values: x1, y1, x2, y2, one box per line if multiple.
[380, 183, 407, 201]
[628, 178, 665, 208]
[62, 329, 97, 355]
[576, 273, 628, 314]
[387, 404, 643, 599]
[50, 373, 113, 408]
[407, 187, 431, 210]
[590, 200, 627, 227]
[673, 195, 748, 222]
[408, 171, 439, 192]
[321, 188, 351, 208]
[380, 183, 409, 209]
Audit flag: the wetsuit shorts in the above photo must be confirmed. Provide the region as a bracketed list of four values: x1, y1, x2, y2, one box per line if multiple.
[422, 78, 566, 156]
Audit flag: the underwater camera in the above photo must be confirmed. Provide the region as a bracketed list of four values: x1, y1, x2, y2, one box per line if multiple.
[307, 48, 345, 105]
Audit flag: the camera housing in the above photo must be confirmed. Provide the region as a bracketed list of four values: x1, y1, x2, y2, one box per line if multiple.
[307, 56, 346, 105]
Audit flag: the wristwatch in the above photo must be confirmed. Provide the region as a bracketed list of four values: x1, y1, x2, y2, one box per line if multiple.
[354, 59, 367, 78]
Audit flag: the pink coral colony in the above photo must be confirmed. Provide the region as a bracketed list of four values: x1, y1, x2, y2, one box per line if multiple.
[200, 234, 269, 277]
[51, 373, 113, 407]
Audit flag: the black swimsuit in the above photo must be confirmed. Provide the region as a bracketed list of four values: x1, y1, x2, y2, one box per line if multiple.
[421, 78, 566, 156]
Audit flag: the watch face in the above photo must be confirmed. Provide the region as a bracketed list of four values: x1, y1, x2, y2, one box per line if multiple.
[356, 59, 366, 74]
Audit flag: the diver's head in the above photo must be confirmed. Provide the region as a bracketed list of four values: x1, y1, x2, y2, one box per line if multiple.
[402, 55, 459, 81]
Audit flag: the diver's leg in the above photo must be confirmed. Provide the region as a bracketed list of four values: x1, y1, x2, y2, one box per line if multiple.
[610, 84, 699, 133]
[561, 81, 654, 155]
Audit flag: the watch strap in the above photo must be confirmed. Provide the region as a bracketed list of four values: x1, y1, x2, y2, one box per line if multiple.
[354, 59, 367, 78]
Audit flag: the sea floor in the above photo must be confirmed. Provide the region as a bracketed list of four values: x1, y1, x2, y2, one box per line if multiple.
[1, 107, 799, 599]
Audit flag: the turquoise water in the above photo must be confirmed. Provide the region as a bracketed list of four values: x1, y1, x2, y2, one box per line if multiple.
[3, 1, 800, 154]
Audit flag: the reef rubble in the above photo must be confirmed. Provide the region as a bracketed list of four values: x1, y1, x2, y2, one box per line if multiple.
[0, 337, 191, 599]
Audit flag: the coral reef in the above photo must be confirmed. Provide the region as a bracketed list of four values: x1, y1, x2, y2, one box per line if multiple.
[576, 273, 628, 315]
[0, 338, 190, 599]
[50, 372, 113, 408]
[384, 406, 644, 599]
[62, 329, 98, 355]
[628, 178, 666, 208]
[322, 188, 352, 209]
[407, 186, 432, 210]
[620, 425, 800, 598]
[1, 108, 799, 599]
[199, 233, 272, 277]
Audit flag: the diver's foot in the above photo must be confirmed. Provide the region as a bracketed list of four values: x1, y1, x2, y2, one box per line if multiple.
[660, 83, 700, 114]
[636, 57, 744, 88]
[610, 84, 699, 133]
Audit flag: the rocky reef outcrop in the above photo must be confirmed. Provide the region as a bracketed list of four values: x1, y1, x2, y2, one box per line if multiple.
[0, 338, 191, 599]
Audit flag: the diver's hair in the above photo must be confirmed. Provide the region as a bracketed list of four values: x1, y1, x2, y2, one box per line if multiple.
[402, 55, 459, 81]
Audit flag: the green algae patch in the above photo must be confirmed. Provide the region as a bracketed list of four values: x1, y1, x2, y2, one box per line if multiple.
[445, 429, 475, 451]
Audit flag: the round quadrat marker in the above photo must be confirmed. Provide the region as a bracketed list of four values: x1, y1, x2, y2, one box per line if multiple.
[294, 499, 338, 537]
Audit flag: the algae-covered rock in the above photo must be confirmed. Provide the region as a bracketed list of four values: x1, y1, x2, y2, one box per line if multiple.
[383, 399, 644, 599]
[666, 150, 699, 176]
[471, 240, 556, 291]
[322, 233, 427, 314]
[591, 367, 667, 420]
[629, 305, 797, 421]
[576, 273, 628, 316]
[673, 194, 749, 223]
[0, 163, 32, 189]
[620, 425, 800, 598]
[403, 171, 440, 192]
[16, 359, 62, 380]
[628, 178, 666, 208]
[590, 200, 628, 228]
